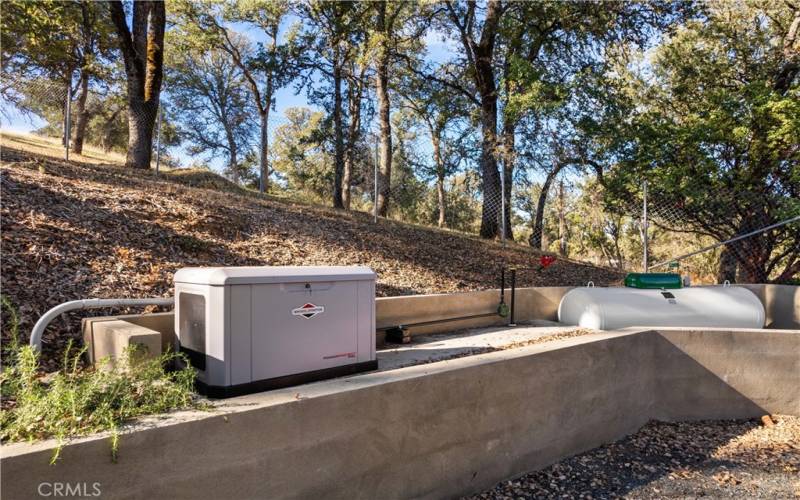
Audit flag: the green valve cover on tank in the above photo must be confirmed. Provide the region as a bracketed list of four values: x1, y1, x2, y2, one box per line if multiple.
[624, 273, 682, 289]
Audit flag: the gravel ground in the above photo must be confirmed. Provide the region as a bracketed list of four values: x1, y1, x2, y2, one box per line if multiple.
[469, 416, 800, 499]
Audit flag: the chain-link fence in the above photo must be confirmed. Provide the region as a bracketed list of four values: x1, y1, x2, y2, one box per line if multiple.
[348, 139, 799, 287]
[3, 74, 797, 287]
[1, 75, 161, 166]
[1, 75, 290, 188]
[618, 181, 800, 285]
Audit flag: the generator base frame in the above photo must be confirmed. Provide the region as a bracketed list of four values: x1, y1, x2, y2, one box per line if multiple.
[195, 360, 378, 399]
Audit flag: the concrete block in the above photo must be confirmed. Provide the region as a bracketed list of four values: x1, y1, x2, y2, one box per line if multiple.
[82, 319, 162, 369]
[82, 312, 176, 356]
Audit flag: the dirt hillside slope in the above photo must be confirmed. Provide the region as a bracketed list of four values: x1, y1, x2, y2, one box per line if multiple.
[1, 144, 622, 368]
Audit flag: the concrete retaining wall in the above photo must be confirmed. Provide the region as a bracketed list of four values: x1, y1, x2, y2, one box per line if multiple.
[80, 287, 572, 351]
[80, 285, 799, 352]
[375, 286, 572, 336]
[3, 328, 798, 500]
[740, 284, 800, 330]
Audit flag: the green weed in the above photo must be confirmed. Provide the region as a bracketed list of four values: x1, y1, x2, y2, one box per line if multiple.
[0, 295, 199, 463]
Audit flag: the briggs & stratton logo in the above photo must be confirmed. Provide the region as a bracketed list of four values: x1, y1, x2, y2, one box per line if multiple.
[291, 303, 325, 319]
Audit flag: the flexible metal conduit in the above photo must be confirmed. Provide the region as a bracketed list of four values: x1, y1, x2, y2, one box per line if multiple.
[29, 298, 174, 352]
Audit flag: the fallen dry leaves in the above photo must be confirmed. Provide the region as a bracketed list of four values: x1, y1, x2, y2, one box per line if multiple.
[470, 416, 800, 499]
[1, 147, 622, 371]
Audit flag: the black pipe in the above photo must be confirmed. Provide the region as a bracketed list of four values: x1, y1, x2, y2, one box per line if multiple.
[500, 267, 505, 304]
[509, 268, 517, 326]
[376, 312, 500, 332]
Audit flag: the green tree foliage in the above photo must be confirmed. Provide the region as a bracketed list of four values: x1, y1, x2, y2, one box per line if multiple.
[166, 32, 257, 183]
[604, 1, 800, 282]
[271, 107, 333, 202]
[397, 74, 475, 228]
[172, 0, 292, 191]
[1, 0, 116, 153]
[292, 0, 370, 209]
[1, 0, 112, 84]
[4, 0, 797, 284]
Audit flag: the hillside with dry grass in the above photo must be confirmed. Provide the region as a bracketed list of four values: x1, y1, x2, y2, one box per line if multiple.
[1, 133, 622, 369]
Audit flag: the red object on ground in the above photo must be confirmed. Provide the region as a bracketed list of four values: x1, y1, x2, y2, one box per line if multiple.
[540, 255, 556, 269]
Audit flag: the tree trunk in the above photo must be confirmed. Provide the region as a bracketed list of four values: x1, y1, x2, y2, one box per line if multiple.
[461, 0, 503, 239]
[432, 134, 446, 227]
[72, 0, 93, 156]
[229, 146, 239, 184]
[71, 70, 90, 155]
[125, 101, 156, 169]
[375, 1, 392, 217]
[342, 68, 363, 210]
[529, 161, 565, 249]
[735, 237, 770, 283]
[109, 0, 166, 170]
[332, 55, 345, 209]
[611, 225, 625, 270]
[258, 33, 276, 193]
[716, 245, 738, 283]
[478, 93, 501, 239]
[259, 109, 269, 192]
[558, 179, 567, 257]
[501, 118, 515, 240]
[225, 124, 239, 184]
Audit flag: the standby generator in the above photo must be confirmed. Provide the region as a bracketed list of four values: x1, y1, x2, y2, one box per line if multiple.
[174, 266, 377, 398]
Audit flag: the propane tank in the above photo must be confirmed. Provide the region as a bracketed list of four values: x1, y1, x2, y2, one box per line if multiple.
[558, 285, 765, 330]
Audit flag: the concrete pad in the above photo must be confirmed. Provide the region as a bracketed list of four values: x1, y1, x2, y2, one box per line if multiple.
[378, 321, 582, 370]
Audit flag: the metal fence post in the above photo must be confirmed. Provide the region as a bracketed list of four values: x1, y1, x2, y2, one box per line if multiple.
[259, 114, 266, 193]
[509, 268, 516, 326]
[373, 136, 378, 223]
[500, 166, 506, 246]
[155, 99, 162, 175]
[642, 180, 649, 272]
[64, 85, 71, 161]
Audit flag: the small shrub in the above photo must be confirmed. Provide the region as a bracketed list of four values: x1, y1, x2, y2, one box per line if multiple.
[0, 296, 200, 463]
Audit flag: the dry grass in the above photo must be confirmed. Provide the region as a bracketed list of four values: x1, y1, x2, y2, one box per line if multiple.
[0, 130, 130, 166]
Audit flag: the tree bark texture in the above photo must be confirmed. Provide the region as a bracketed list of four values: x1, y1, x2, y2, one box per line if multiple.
[342, 65, 364, 210]
[529, 162, 565, 249]
[716, 245, 738, 283]
[71, 70, 90, 155]
[109, 0, 165, 169]
[332, 51, 345, 209]
[259, 108, 269, 192]
[375, 1, 393, 217]
[432, 134, 446, 227]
